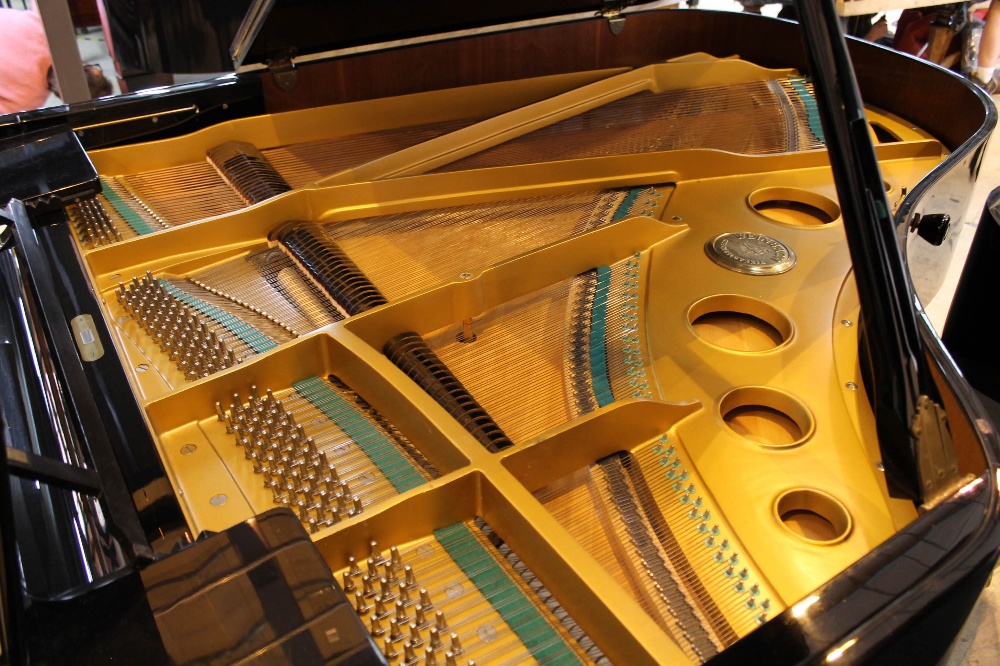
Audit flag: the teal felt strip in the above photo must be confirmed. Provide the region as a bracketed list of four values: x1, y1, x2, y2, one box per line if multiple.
[611, 187, 645, 221]
[100, 177, 156, 235]
[293, 376, 425, 493]
[590, 266, 615, 408]
[158, 279, 276, 353]
[790, 78, 825, 143]
[434, 523, 582, 665]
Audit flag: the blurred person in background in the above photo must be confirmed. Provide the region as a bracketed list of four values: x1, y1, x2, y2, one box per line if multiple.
[0, 6, 111, 115]
[0, 7, 53, 114]
[975, 0, 1000, 91]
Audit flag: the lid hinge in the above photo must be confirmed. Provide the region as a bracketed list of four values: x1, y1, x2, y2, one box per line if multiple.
[601, 1, 627, 36]
[914, 394, 969, 509]
[268, 50, 298, 92]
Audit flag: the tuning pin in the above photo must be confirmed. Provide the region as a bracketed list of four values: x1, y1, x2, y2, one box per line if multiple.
[445, 651, 457, 666]
[435, 610, 447, 632]
[419, 588, 433, 609]
[403, 642, 416, 664]
[380, 577, 395, 600]
[368, 557, 379, 578]
[414, 604, 427, 628]
[386, 561, 399, 586]
[384, 636, 399, 661]
[449, 633, 462, 655]
[370, 540, 382, 562]
[355, 590, 370, 615]
[390, 545, 403, 570]
[370, 614, 386, 637]
[404, 565, 417, 589]
[374, 595, 388, 618]
[429, 627, 442, 650]
[342, 571, 356, 594]
[362, 574, 375, 597]
[395, 600, 409, 624]
[389, 617, 404, 641]
[409, 622, 423, 647]
[398, 583, 412, 606]
[424, 646, 437, 666]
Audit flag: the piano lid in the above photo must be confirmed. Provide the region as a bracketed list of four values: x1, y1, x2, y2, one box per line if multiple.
[231, 0, 660, 72]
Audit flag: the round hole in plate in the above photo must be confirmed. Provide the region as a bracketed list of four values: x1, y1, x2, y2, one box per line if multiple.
[773, 488, 852, 544]
[688, 295, 792, 352]
[180, 444, 197, 456]
[135, 364, 149, 373]
[719, 386, 814, 448]
[748, 187, 840, 227]
[210, 494, 228, 507]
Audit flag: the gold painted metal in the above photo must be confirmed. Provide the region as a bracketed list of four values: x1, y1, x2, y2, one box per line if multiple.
[63, 54, 966, 664]
[68, 70, 625, 245]
[687, 294, 793, 353]
[70, 314, 105, 361]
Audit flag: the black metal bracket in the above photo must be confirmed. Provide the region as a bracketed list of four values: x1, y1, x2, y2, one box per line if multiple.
[5, 446, 101, 496]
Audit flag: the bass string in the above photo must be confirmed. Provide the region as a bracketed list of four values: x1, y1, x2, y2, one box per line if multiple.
[119, 161, 245, 225]
[423, 255, 638, 445]
[428, 277, 577, 444]
[262, 118, 479, 188]
[435, 78, 810, 173]
[322, 189, 629, 301]
[191, 250, 342, 335]
[629, 446, 761, 638]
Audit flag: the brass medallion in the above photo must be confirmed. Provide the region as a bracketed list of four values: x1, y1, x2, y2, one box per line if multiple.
[705, 232, 796, 275]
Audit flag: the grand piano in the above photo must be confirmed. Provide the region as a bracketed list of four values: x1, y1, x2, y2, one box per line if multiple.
[2, 1, 999, 664]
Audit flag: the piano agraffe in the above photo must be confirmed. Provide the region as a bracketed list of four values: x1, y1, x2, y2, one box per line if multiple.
[1, 2, 998, 664]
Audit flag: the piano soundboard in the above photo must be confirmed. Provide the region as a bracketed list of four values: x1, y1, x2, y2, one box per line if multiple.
[63, 55, 948, 663]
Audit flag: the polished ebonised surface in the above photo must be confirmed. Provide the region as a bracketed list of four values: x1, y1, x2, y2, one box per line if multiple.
[100, 0, 254, 91]
[233, 0, 656, 68]
[0, 128, 97, 214]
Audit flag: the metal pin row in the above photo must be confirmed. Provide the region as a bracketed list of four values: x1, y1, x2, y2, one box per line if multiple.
[72, 199, 122, 247]
[116, 272, 238, 379]
[219, 386, 363, 533]
[345, 540, 470, 665]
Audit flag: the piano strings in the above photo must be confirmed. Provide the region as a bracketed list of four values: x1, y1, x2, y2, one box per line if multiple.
[69, 119, 477, 247]
[68, 76, 819, 249]
[434, 77, 825, 173]
[536, 433, 783, 663]
[109, 187, 664, 384]
[217, 379, 437, 533]
[409, 253, 657, 445]
[336, 524, 606, 665]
